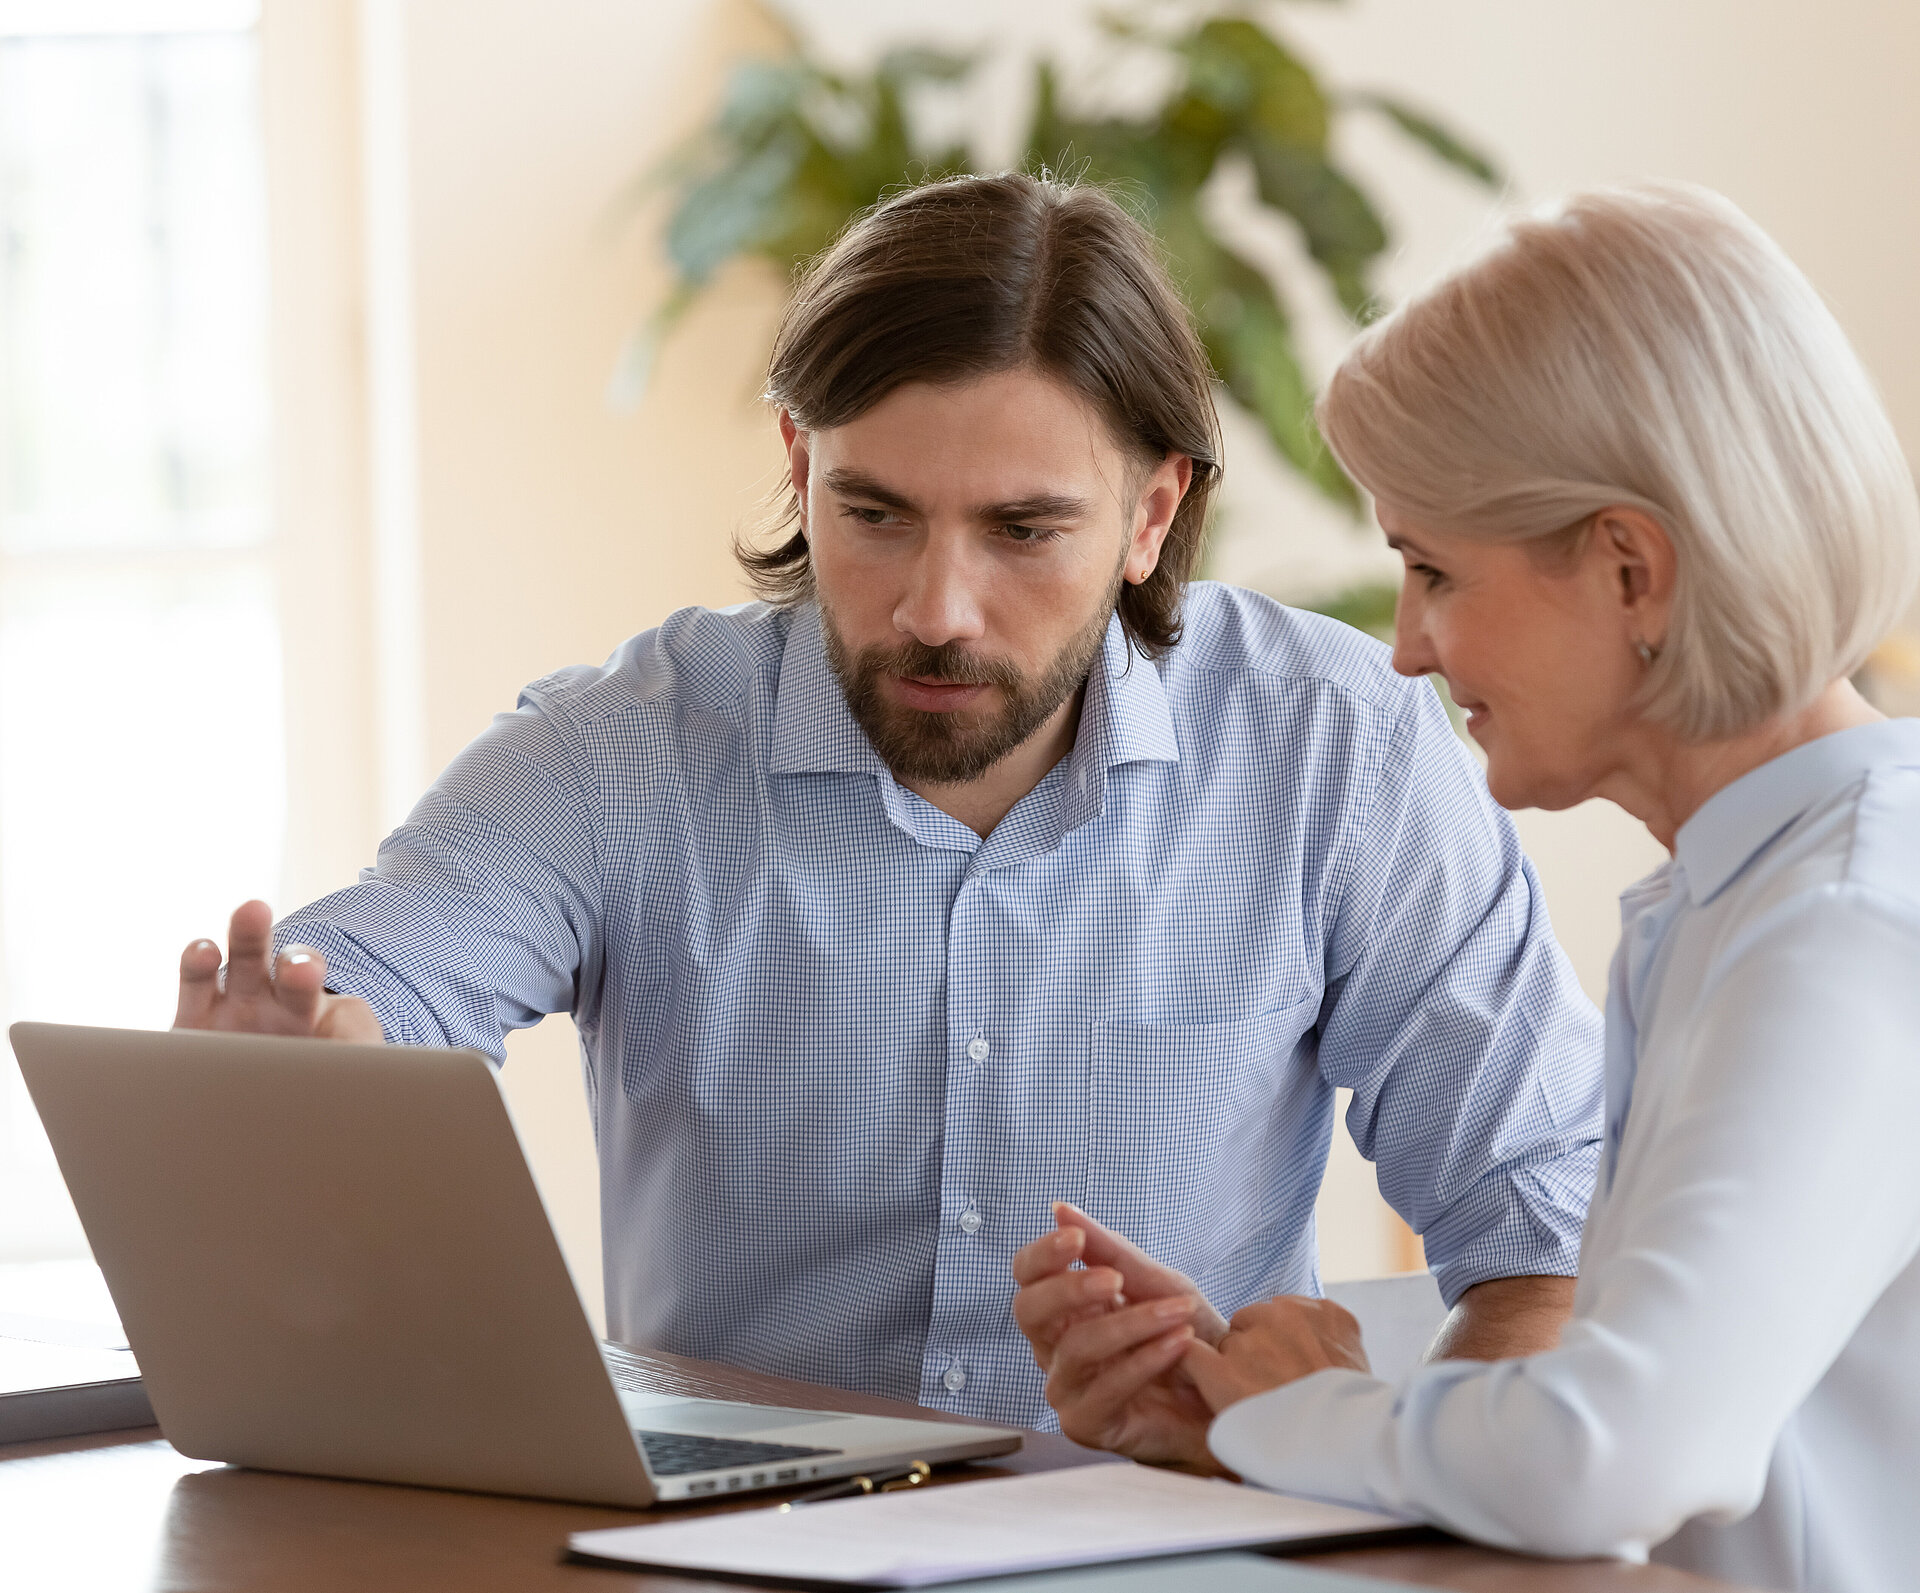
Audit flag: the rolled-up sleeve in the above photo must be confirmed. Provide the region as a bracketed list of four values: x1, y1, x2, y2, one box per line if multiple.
[1316, 682, 1603, 1303]
[275, 683, 604, 1061]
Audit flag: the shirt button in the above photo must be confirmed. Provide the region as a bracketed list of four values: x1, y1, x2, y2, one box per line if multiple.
[958, 1208, 982, 1235]
[966, 1036, 990, 1063]
[942, 1365, 968, 1393]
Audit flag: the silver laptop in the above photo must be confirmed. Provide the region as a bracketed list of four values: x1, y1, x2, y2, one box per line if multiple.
[11, 1022, 1020, 1507]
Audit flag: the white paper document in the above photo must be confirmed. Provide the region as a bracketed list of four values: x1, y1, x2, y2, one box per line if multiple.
[567, 1463, 1413, 1587]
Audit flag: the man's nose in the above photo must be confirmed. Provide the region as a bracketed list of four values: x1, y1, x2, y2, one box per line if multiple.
[894, 535, 986, 648]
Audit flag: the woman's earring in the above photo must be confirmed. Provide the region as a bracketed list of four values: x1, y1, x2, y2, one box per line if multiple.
[1635, 639, 1658, 666]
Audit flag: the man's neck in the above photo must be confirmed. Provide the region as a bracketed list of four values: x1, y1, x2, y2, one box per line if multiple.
[901, 685, 1087, 839]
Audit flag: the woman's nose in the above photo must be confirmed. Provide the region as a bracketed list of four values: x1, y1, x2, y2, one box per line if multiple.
[1389, 587, 1438, 679]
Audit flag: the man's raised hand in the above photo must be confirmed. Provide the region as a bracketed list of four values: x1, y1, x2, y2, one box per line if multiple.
[173, 900, 383, 1042]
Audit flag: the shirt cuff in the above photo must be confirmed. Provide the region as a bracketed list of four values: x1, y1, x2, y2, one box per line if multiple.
[1207, 1369, 1398, 1510]
[272, 914, 443, 1051]
[1425, 1149, 1597, 1306]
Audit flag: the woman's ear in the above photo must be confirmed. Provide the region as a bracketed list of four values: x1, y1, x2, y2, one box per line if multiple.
[1596, 507, 1677, 652]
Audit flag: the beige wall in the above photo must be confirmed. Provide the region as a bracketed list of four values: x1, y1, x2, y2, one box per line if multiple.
[404, 0, 774, 755]
[323, 0, 1920, 1311]
[375, 0, 795, 1326]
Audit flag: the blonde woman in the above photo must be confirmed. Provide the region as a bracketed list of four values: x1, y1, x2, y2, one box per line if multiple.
[1011, 183, 1920, 1592]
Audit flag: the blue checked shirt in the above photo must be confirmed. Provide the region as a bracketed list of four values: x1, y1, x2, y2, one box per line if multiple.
[278, 583, 1602, 1429]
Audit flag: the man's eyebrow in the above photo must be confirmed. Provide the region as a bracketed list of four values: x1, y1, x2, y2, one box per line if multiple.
[822, 468, 919, 512]
[980, 492, 1095, 522]
[822, 470, 1095, 525]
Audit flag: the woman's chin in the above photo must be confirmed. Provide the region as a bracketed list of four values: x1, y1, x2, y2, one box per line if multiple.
[1484, 769, 1527, 811]
[1470, 713, 1590, 811]
[1485, 754, 1597, 814]
[1479, 741, 1544, 812]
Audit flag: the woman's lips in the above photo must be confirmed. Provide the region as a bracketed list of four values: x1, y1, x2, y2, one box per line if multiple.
[892, 676, 989, 713]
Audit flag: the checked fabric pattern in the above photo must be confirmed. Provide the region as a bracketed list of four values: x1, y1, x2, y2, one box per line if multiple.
[278, 584, 1603, 1430]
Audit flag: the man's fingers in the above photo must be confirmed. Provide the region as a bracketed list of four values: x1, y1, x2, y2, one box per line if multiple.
[271, 947, 327, 1028]
[1012, 1223, 1086, 1288]
[174, 920, 380, 1044]
[1012, 1267, 1124, 1353]
[1054, 1201, 1227, 1343]
[1059, 1325, 1194, 1437]
[174, 938, 223, 1028]
[1052, 1200, 1123, 1250]
[221, 900, 276, 997]
[1058, 1202, 1183, 1289]
[1046, 1296, 1195, 1404]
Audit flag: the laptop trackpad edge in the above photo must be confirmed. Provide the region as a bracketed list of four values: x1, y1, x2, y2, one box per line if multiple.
[620, 1396, 854, 1436]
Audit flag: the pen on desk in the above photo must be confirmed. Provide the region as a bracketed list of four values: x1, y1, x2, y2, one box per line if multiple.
[776, 1460, 931, 1510]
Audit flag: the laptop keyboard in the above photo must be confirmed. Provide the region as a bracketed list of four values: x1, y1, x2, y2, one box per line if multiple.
[636, 1429, 843, 1477]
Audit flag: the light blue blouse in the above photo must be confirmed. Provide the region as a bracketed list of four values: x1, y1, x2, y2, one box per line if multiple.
[1211, 718, 1920, 1593]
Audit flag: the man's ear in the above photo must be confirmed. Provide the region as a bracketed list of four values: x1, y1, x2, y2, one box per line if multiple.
[780, 410, 811, 532]
[1126, 453, 1192, 585]
[1595, 506, 1677, 651]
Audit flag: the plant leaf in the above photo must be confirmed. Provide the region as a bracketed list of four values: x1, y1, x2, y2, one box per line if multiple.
[764, 135, 879, 265]
[1348, 90, 1503, 188]
[664, 127, 807, 283]
[1162, 212, 1358, 513]
[1154, 91, 1232, 191]
[1026, 58, 1066, 168]
[1180, 17, 1327, 149]
[716, 57, 811, 143]
[1024, 92, 1168, 201]
[1245, 134, 1386, 320]
[866, 73, 913, 176]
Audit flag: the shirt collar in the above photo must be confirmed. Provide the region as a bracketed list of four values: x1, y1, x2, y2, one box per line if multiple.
[1073, 614, 1181, 774]
[767, 605, 1180, 781]
[767, 606, 886, 776]
[1674, 717, 1920, 905]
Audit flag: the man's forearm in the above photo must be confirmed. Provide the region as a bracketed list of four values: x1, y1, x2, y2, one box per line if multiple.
[1425, 1274, 1575, 1362]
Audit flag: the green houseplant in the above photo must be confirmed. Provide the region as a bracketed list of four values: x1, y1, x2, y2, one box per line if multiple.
[629, 2, 1503, 628]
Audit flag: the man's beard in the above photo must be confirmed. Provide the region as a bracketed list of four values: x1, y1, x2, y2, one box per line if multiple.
[821, 579, 1121, 786]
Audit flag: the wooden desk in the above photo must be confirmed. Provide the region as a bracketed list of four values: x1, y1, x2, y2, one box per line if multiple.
[0, 1346, 1755, 1592]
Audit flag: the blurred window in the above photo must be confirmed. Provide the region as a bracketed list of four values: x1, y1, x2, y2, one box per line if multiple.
[0, 2, 279, 1259]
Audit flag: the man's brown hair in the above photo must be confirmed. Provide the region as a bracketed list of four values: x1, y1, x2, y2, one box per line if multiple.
[745, 172, 1223, 659]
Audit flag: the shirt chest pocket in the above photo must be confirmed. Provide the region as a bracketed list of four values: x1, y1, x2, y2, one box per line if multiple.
[1086, 996, 1322, 1281]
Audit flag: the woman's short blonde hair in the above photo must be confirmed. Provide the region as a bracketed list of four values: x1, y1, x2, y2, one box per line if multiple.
[1319, 181, 1920, 741]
